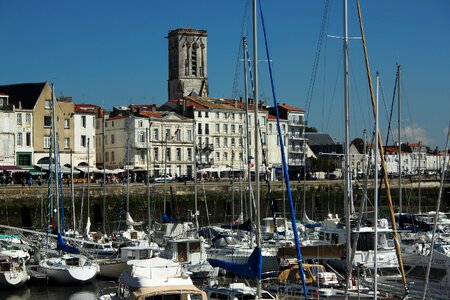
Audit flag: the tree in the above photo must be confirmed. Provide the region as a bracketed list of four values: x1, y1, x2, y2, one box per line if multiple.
[305, 126, 318, 133]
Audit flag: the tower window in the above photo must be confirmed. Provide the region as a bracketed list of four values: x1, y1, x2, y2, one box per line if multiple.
[191, 45, 197, 76]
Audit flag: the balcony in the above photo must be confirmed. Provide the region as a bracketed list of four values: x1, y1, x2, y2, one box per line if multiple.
[289, 133, 305, 140]
[288, 159, 304, 166]
[196, 143, 214, 152]
[288, 120, 304, 126]
[289, 146, 303, 153]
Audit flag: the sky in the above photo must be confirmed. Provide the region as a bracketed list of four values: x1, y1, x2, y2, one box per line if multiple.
[1, 0, 449, 149]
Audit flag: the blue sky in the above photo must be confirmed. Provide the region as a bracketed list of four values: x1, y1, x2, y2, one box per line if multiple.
[1, 0, 449, 148]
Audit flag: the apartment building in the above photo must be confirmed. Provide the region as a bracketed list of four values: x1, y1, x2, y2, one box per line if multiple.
[0, 93, 15, 166]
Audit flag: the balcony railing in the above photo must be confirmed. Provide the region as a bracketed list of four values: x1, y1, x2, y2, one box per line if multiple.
[196, 143, 214, 152]
[288, 120, 304, 126]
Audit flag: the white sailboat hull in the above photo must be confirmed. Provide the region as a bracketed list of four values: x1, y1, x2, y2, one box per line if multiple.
[39, 256, 97, 284]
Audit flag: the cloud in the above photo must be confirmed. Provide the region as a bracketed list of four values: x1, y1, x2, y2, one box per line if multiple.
[392, 123, 431, 145]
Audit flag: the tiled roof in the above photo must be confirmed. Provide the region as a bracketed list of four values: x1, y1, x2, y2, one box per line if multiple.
[138, 112, 162, 118]
[278, 103, 304, 112]
[74, 103, 99, 114]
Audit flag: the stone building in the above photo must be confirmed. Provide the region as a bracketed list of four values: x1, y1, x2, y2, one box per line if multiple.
[168, 28, 208, 100]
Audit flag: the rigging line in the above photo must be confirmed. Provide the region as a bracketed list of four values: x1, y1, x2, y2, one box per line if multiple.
[324, 48, 342, 132]
[258, 0, 308, 298]
[305, 0, 331, 122]
[231, 0, 251, 99]
[348, 54, 370, 133]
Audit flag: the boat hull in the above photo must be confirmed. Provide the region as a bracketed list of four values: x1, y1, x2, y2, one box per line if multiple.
[0, 270, 28, 288]
[39, 257, 97, 284]
[97, 259, 126, 278]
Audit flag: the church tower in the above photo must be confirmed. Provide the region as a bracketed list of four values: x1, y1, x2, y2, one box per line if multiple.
[168, 28, 208, 100]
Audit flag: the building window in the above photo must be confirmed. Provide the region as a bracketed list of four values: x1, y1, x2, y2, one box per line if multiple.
[232, 113, 235, 120]
[231, 138, 235, 147]
[224, 137, 228, 147]
[187, 129, 192, 142]
[175, 129, 181, 141]
[198, 110, 202, 118]
[44, 100, 51, 109]
[187, 148, 192, 161]
[216, 112, 220, 119]
[81, 116, 87, 128]
[224, 124, 228, 134]
[215, 124, 220, 134]
[176, 148, 181, 161]
[111, 151, 115, 161]
[17, 133, 22, 146]
[231, 124, 235, 134]
[81, 135, 87, 147]
[139, 131, 145, 144]
[26, 113, 31, 125]
[197, 123, 202, 135]
[223, 152, 228, 160]
[139, 120, 143, 127]
[205, 124, 209, 135]
[166, 148, 171, 161]
[154, 128, 159, 140]
[111, 121, 114, 127]
[64, 138, 70, 149]
[205, 111, 209, 118]
[17, 153, 31, 167]
[239, 137, 243, 147]
[165, 129, 171, 140]
[239, 114, 243, 120]
[231, 151, 235, 161]
[105, 152, 109, 162]
[154, 148, 159, 161]
[216, 152, 220, 161]
[64, 119, 70, 129]
[26, 133, 31, 147]
[44, 116, 51, 127]
[111, 134, 115, 144]
[239, 125, 243, 134]
[17, 113, 22, 125]
[215, 137, 220, 147]
[192, 46, 197, 76]
[44, 136, 51, 149]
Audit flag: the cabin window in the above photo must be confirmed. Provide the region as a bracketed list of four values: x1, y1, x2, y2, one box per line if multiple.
[190, 242, 201, 253]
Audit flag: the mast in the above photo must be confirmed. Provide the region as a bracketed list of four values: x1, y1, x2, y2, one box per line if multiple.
[374, 72, 379, 298]
[252, 0, 261, 297]
[70, 150, 76, 232]
[397, 65, 402, 215]
[193, 118, 199, 230]
[343, 0, 353, 291]
[355, 0, 408, 294]
[102, 112, 106, 233]
[86, 137, 91, 235]
[51, 83, 60, 232]
[418, 141, 422, 213]
[126, 129, 130, 225]
[147, 119, 152, 231]
[243, 37, 253, 237]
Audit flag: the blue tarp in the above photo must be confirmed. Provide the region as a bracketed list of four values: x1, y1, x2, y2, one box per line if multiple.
[162, 213, 176, 223]
[208, 247, 262, 280]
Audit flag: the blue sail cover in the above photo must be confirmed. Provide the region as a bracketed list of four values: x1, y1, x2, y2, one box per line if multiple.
[56, 232, 80, 254]
[208, 247, 262, 280]
[162, 213, 176, 223]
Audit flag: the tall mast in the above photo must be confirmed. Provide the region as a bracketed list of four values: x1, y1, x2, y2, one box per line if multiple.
[193, 118, 199, 230]
[252, 0, 261, 297]
[374, 72, 380, 298]
[51, 83, 60, 232]
[70, 150, 76, 231]
[243, 37, 253, 232]
[102, 113, 106, 233]
[147, 119, 152, 231]
[397, 65, 402, 215]
[86, 137, 91, 235]
[343, 0, 353, 290]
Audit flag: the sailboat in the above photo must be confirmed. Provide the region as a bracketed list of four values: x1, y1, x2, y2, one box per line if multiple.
[38, 83, 98, 284]
[0, 248, 29, 288]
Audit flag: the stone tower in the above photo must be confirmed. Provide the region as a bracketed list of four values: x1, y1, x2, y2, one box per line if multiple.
[168, 28, 208, 100]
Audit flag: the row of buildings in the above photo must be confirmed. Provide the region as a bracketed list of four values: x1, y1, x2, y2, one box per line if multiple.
[0, 82, 306, 180]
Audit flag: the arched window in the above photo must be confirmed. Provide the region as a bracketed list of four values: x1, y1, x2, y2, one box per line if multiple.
[191, 44, 198, 76]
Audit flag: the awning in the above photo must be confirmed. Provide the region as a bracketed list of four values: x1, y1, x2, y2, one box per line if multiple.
[28, 167, 45, 176]
[35, 164, 80, 175]
[0, 166, 28, 173]
[75, 166, 102, 173]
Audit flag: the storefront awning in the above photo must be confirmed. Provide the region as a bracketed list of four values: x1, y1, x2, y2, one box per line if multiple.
[0, 166, 28, 173]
